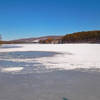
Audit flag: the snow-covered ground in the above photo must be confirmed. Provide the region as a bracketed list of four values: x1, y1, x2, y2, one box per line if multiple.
[0, 44, 100, 72]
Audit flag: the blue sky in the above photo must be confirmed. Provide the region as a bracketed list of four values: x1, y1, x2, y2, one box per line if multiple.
[0, 0, 100, 40]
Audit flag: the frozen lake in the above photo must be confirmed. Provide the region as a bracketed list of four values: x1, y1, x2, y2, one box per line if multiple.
[0, 44, 100, 100]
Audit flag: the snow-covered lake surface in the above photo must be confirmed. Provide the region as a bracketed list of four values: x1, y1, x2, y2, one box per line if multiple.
[0, 44, 100, 73]
[0, 44, 100, 100]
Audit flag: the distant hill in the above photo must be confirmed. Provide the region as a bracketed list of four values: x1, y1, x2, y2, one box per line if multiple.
[1, 30, 100, 44]
[5, 36, 62, 44]
[39, 30, 100, 44]
[62, 30, 100, 43]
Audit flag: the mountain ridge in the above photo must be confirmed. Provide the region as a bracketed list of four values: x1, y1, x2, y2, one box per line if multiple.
[1, 30, 100, 44]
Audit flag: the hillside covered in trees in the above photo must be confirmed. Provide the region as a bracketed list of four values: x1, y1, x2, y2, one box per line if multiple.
[1, 30, 100, 44]
[39, 31, 100, 43]
[62, 31, 100, 43]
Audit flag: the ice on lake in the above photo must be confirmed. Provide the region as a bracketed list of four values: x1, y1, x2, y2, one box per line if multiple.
[0, 44, 100, 73]
[0, 44, 100, 100]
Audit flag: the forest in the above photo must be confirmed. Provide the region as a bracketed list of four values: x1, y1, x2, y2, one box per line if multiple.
[39, 31, 100, 43]
[62, 31, 100, 43]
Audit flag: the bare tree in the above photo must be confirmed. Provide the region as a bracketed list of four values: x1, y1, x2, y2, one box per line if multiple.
[0, 34, 2, 44]
[0, 34, 2, 40]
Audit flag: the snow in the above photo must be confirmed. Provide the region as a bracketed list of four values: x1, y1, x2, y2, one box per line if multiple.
[0, 44, 100, 71]
[1, 67, 24, 72]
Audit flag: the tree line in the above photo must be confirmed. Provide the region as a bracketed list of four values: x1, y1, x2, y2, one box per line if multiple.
[1, 30, 100, 44]
[39, 31, 100, 43]
[62, 31, 100, 43]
